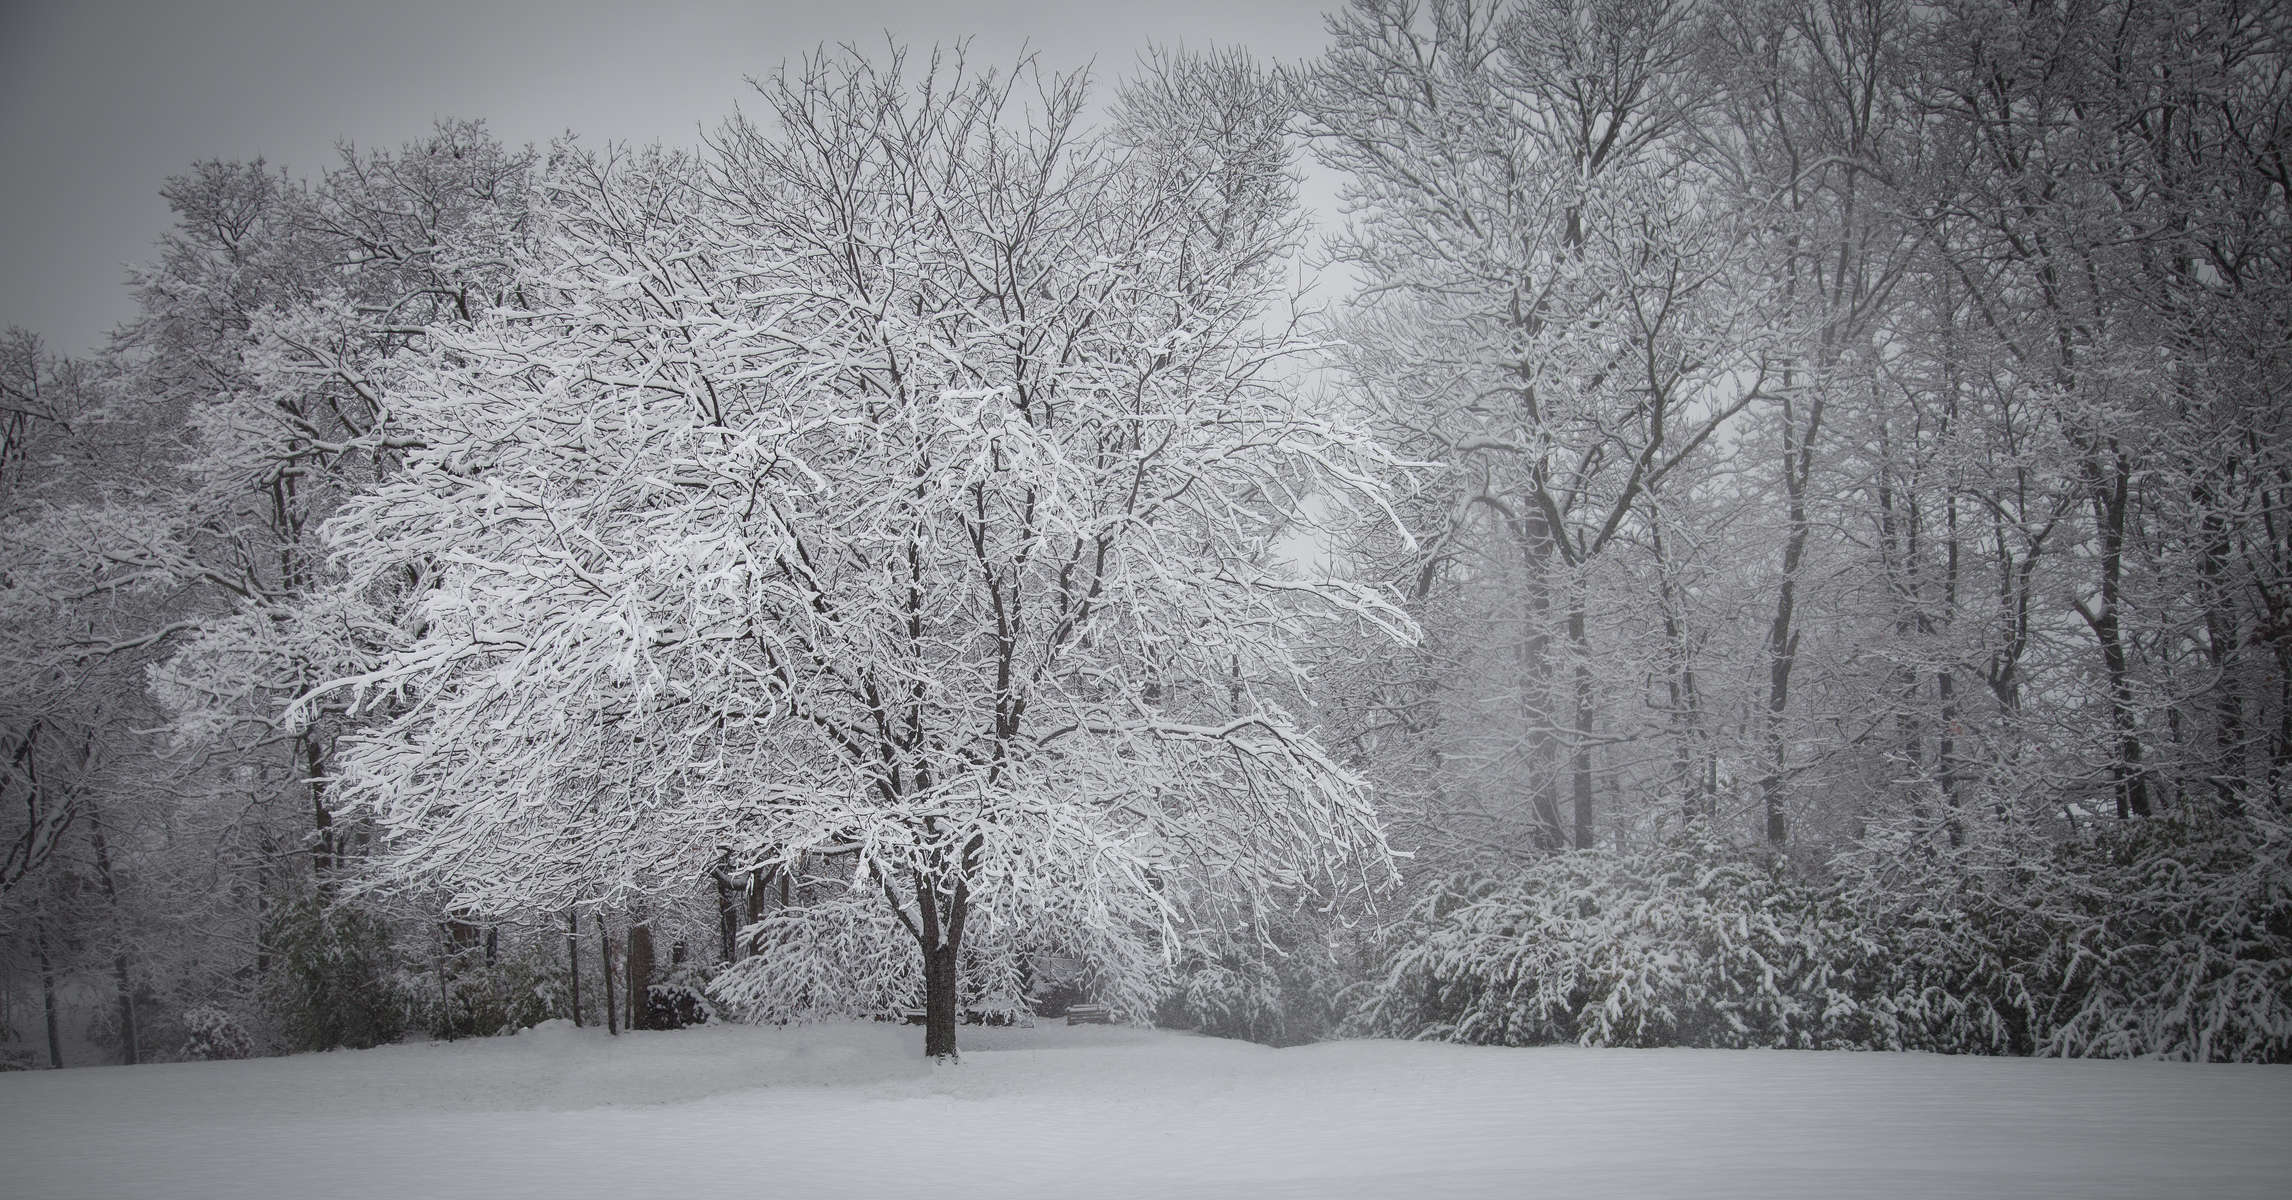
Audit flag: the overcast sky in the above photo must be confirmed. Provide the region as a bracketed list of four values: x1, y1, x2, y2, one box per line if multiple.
[1, 0, 1344, 357]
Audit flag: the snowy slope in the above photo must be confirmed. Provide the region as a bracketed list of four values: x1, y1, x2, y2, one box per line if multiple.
[3, 1022, 2285, 1199]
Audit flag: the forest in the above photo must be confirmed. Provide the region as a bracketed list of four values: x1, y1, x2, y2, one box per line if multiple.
[3, 0, 2289, 1070]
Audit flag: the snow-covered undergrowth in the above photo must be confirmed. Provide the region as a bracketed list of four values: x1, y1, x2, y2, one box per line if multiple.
[4, 1021, 2287, 1199]
[1355, 817, 2292, 1061]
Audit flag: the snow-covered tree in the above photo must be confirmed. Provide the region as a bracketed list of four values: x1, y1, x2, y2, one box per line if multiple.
[320, 48, 1405, 1059]
[139, 125, 538, 890]
[0, 124, 541, 1067]
[1311, 0, 1770, 857]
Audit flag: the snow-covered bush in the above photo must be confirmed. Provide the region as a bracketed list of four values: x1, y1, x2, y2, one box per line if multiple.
[262, 898, 408, 1052]
[709, 894, 928, 1024]
[646, 959, 715, 1030]
[178, 1004, 255, 1061]
[1845, 813, 2292, 1062]
[1351, 835, 1874, 1049]
[1158, 907, 1347, 1046]
[1359, 813, 2292, 1062]
[413, 942, 566, 1041]
[2032, 814, 2292, 1061]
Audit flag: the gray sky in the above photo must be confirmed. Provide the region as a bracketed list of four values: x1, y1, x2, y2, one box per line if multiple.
[1, 0, 1344, 357]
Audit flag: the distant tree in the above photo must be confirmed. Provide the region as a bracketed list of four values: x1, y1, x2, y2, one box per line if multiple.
[1311, 0, 1767, 857]
[0, 124, 539, 1065]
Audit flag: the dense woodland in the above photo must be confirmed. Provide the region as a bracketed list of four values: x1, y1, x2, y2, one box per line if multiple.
[4, 0, 2289, 1068]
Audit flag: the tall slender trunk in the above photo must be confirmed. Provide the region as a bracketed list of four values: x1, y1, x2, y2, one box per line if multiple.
[303, 730, 333, 888]
[1651, 509, 1712, 824]
[624, 921, 654, 1032]
[1566, 597, 1595, 850]
[566, 910, 582, 1027]
[86, 808, 138, 1064]
[35, 915, 61, 1069]
[435, 940, 455, 1041]
[1877, 445, 1931, 832]
[748, 868, 770, 953]
[1940, 489, 1964, 846]
[2198, 494, 2246, 814]
[1763, 374, 1824, 848]
[597, 915, 618, 1036]
[2076, 455, 2150, 819]
[253, 842, 272, 978]
[714, 861, 740, 964]
[1516, 511, 1566, 849]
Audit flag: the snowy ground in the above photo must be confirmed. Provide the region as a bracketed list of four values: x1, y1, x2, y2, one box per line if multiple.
[3, 1022, 2286, 1199]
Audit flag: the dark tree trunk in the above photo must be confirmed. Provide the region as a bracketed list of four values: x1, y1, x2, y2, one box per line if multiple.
[35, 916, 61, 1069]
[714, 861, 740, 964]
[1938, 668, 1963, 847]
[1567, 599, 1595, 850]
[566, 910, 582, 1027]
[922, 940, 959, 1061]
[747, 867, 769, 952]
[252, 838, 273, 978]
[436, 945, 455, 1041]
[1515, 511, 1566, 850]
[303, 729, 334, 888]
[1761, 365, 1824, 849]
[86, 809, 138, 1065]
[597, 915, 618, 1036]
[1940, 486, 1965, 847]
[624, 922, 654, 1032]
[909, 869, 968, 1061]
[1651, 511, 1712, 826]
[2077, 441, 2150, 819]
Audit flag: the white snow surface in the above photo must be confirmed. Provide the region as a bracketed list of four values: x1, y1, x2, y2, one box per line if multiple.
[3, 1022, 2286, 1199]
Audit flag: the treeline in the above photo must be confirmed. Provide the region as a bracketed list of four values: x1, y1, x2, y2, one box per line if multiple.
[1, 122, 551, 1065]
[1293, 0, 2292, 1061]
[4, 0, 2289, 1067]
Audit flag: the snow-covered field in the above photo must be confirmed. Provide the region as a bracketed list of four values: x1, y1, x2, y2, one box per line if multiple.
[3, 1022, 2286, 1199]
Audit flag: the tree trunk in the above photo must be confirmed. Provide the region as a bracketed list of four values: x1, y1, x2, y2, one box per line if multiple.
[913, 871, 966, 1061]
[597, 915, 618, 1036]
[86, 808, 138, 1065]
[566, 910, 582, 1027]
[1938, 667, 1963, 847]
[1651, 509, 1712, 826]
[714, 860, 740, 964]
[922, 940, 959, 1061]
[2074, 412, 2150, 821]
[1762, 382, 1820, 848]
[1515, 511, 1566, 850]
[1567, 598, 1595, 850]
[35, 915, 62, 1069]
[436, 944, 455, 1041]
[624, 921, 654, 1032]
[747, 867, 770, 952]
[303, 729, 334, 888]
[253, 837, 274, 978]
